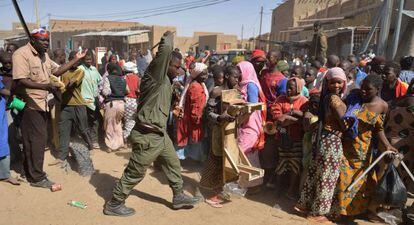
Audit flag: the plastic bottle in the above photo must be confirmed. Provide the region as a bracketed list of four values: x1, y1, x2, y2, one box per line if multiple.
[68, 201, 87, 209]
[223, 182, 247, 197]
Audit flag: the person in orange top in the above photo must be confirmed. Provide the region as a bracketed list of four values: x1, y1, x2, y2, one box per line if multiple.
[271, 77, 308, 199]
[380, 61, 408, 104]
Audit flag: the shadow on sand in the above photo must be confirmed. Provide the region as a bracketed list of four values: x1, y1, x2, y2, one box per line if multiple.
[89, 169, 173, 209]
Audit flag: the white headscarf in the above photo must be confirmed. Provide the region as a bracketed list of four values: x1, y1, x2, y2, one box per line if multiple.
[178, 63, 209, 109]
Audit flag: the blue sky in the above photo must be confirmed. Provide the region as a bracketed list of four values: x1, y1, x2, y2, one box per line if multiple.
[0, 0, 283, 38]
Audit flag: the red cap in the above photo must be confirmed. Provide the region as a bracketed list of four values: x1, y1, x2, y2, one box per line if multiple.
[251, 49, 266, 61]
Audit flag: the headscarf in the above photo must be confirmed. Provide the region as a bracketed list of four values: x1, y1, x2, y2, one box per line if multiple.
[325, 67, 347, 95]
[251, 49, 266, 61]
[287, 77, 303, 101]
[276, 60, 289, 72]
[190, 62, 208, 79]
[238, 61, 264, 98]
[236, 61, 267, 151]
[123, 61, 138, 74]
[30, 28, 49, 38]
[232, 55, 245, 65]
[179, 62, 209, 109]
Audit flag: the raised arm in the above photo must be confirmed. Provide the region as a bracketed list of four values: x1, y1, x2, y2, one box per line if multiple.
[146, 31, 174, 81]
[53, 50, 87, 77]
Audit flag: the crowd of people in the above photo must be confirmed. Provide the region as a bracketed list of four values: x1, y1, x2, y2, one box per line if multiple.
[1, 27, 414, 223]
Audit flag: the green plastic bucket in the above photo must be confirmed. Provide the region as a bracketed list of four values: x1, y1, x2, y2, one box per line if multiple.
[8, 97, 25, 111]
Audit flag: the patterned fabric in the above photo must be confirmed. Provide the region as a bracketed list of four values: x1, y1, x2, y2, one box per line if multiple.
[298, 132, 343, 216]
[323, 95, 346, 133]
[69, 141, 94, 177]
[199, 152, 223, 190]
[333, 107, 385, 216]
[275, 141, 303, 175]
[385, 104, 414, 192]
[123, 97, 138, 140]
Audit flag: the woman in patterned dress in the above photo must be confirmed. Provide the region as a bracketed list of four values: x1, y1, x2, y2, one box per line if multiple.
[333, 75, 397, 219]
[296, 67, 347, 223]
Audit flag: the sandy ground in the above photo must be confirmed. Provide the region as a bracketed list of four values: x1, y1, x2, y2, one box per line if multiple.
[0, 149, 381, 225]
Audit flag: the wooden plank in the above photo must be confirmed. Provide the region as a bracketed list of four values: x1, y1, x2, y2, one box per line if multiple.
[223, 147, 239, 174]
[239, 149, 251, 166]
[238, 164, 264, 177]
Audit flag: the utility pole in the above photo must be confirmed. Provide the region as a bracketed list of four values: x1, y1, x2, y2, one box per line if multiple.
[48, 13, 52, 50]
[259, 6, 263, 38]
[35, 0, 40, 27]
[241, 25, 244, 48]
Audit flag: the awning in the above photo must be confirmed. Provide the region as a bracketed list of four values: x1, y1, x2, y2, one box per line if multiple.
[3, 34, 27, 41]
[73, 30, 150, 44]
[73, 30, 149, 37]
[403, 10, 414, 18]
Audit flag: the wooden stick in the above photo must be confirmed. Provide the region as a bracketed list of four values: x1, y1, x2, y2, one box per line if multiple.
[12, 0, 32, 40]
[150, 31, 176, 51]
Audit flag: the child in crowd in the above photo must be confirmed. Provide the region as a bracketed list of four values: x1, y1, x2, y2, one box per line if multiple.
[271, 77, 308, 199]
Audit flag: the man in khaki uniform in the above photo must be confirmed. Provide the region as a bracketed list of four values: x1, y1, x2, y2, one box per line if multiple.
[12, 28, 86, 188]
[310, 21, 328, 62]
[104, 31, 198, 217]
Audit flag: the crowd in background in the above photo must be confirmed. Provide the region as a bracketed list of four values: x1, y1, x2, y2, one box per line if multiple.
[1, 28, 414, 223]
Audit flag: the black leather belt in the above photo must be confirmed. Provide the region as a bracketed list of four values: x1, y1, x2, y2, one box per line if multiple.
[135, 121, 164, 136]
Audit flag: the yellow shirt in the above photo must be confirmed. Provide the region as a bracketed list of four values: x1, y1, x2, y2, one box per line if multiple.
[61, 68, 87, 106]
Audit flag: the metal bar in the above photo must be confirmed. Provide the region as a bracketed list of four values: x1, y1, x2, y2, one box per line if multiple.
[350, 27, 355, 55]
[347, 151, 394, 191]
[400, 160, 414, 184]
[358, 1, 385, 54]
[297, 17, 344, 23]
[391, 0, 405, 60]
[377, 0, 393, 56]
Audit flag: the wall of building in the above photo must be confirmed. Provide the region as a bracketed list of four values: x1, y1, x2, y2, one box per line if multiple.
[175, 36, 194, 52]
[150, 25, 177, 52]
[270, 0, 383, 44]
[199, 35, 217, 51]
[217, 34, 238, 50]
[270, 0, 295, 42]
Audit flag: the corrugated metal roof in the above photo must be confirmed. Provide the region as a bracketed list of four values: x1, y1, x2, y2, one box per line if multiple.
[3, 34, 28, 41]
[73, 30, 150, 37]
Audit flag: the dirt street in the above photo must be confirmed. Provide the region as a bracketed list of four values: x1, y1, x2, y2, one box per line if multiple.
[0, 149, 379, 225]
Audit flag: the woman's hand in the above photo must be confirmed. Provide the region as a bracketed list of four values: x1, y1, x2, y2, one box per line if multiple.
[385, 144, 398, 153]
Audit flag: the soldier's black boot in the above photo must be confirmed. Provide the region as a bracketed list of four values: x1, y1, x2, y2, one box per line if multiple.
[103, 198, 136, 217]
[172, 192, 199, 209]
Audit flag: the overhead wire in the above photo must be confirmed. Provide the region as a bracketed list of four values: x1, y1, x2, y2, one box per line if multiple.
[114, 0, 230, 21]
[51, 0, 226, 20]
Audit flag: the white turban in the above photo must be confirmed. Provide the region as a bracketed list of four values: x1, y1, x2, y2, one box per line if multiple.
[190, 63, 208, 78]
[123, 61, 138, 74]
